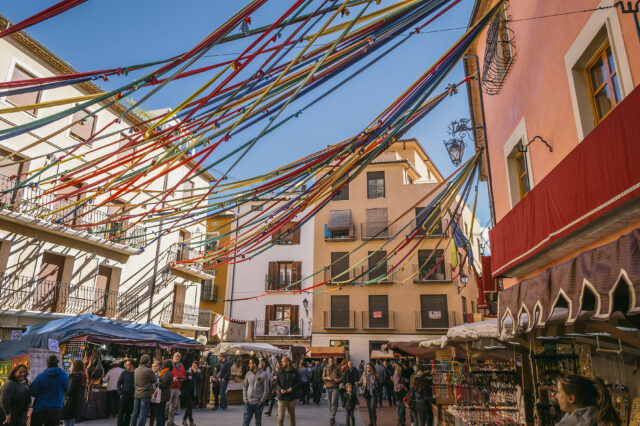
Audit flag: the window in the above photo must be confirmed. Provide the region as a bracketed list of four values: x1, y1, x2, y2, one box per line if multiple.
[415, 206, 443, 236]
[330, 295, 350, 327]
[420, 294, 449, 329]
[265, 304, 299, 335]
[367, 171, 385, 199]
[330, 252, 349, 282]
[36, 252, 72, 313]
[364, 208, 389, 239]
[267, 261, 301, 290]
[507, 140, 530, 203]
[272, 222, 301, 245]
[368, 295, 389, 328]
[117, 133, 136, 163]
[417, 249, 446, 281]
[515, 150, 529, 198]
[586, 40, 620, 125]
[183, 181, 195, 200]
[367, 250, 388, 281]
[461, 296, 467, 315]
[326, 210, 353, 240]
[332, 182, 349, 201]
[5, 65, 41, 116]
[471, 301, 476, 314]
[69, 109, 97, 144]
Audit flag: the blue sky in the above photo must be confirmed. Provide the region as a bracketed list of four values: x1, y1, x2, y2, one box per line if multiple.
[1, 0, 492, 235]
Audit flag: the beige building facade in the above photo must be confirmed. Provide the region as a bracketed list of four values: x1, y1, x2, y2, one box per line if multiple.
[311, 139, 482, 362]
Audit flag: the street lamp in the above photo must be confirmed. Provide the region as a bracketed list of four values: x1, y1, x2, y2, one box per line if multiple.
[443, 118, 481, 166]
[161, 265, 172, 283]
[444, 137, 466, 166]
[457, 272, 469, 294]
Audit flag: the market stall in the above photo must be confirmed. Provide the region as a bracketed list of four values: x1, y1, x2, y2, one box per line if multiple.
[305, 346, 347, 363]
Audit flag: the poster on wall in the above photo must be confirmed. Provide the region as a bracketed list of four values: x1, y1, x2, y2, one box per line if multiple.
[28, 348, 62, 381]
[211, 314, 246, 342]
[428, 310, 442, 320]
[269, 321, 290, 336]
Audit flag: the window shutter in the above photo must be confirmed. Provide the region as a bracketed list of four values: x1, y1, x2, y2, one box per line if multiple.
[292, 262, 302, 289]
[268, 262, 278, 289]
[293, 225, 301, 244]
[265, 305, 273, 334]
[290, 305, 299, 330]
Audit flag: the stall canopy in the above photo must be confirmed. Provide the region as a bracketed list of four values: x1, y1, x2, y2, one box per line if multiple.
[213, 342, 288, 356]
[419, 319, 512, 348]
[306, 346, 345, 359]
[0, 314, 203, 359]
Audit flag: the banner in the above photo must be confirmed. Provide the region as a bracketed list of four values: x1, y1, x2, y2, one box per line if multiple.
[211, 314, 246, 342]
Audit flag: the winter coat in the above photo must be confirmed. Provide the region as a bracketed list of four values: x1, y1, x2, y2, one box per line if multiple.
[61, 373, 86, 420]
[310, 366, 323, 384]
[182, 368, 202, 398]
[322, 365, 341, 389]
[117, 370, 134, 396]
[29, 367, 69, 413]
[341, 367, 360, 386]
[133, 365, 156, 399]
[171, 362, 185, 389]
[243, 369, 269, 405]
[275, 367, 300, 401]
[0, 380, 30, 426]
[217, 360, 231, 382]
[158, 369, 172, 403]
[342, 391, 359, 411]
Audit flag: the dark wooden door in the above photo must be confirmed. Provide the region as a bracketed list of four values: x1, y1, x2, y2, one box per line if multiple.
[331, 295, 349, 327]
[420, 294, 449, 328]
[368, 295, 388, 328]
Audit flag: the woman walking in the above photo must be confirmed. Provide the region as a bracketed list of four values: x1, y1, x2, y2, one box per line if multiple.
[0, 364, 30, 426]
[181, 361, 202, 426]
[358, 363, 379, 426]
[61, 360, 87, 426]
[264, 360, 280, 417]
[393, 363, 407, 426]
[210, 365, 220, 411]
[156, 360, 173, 426]
[408, 370, 433, 426]
[149, 361, 161, 426]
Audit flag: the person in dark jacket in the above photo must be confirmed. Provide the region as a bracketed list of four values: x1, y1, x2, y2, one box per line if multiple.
[61, 360, 87, 426]
[341, 383, 359, 426]
[181, 361, 202, 426]
[409, 371, 433, 426]
[310, 361, 323, 405]
[275, 357, 300, 426]
[156, 360, 173, 426]
[209, 365, 220, 411]
[117, 360, 135, 426]
[384, 361, 396, 407]
[216, 354, 231, 412]
[265, 361, 280, 417]
[30, 355, 69, 426]
[0, 364, 30, 426]
[341, 361, 359, 389]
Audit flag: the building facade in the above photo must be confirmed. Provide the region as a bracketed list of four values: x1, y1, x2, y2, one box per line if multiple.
[225, 201, 314, 347]
[465, 1, 640, 325]
[0, 15, 215, 337]
[311, 139, 483, 362]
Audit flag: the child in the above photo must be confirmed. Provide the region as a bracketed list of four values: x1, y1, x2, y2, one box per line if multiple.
[342, 382, 359, 426]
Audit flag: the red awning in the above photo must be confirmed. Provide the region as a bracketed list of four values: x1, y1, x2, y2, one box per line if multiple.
[489, 84, 640, 277]
[478, 256, 499, 308]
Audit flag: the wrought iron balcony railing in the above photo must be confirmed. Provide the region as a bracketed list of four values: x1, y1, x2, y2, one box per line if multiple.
[414, 310, 458, 330]
[254, 319, 305, 337]
[323, 310, 357, 329]
[324, 223, 356, 241]
[412, 262, 452, 283]
[161, 302, 203, 327]
[361, 221, 393, 240]
[168, 246, 210, 274]
[361, 310, 396, 330]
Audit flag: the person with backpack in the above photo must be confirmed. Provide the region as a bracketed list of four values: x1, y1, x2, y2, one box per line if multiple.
[30, 355, 69, 426]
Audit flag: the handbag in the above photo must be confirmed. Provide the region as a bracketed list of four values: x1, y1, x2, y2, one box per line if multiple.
[151, 385, 161, 404]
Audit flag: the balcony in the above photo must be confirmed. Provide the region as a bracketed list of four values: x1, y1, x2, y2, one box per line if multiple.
[359, 264, 394, 283]
[200, 280, 217, 302]
[323, 267, 356, 284]
[161, 302, 211, 328]
[323, 310, 357, 329]
[412, 263, 452, 283]
[324, 223, 356, 242]
[0, 174, 146, 252]
[414, 310, 457, 330]
[254, 319, 306, 338]
[0, 273, 139, 319]
[168, 246, 215, 280]
[361, 221, 393, 240]
[414, 218, 449, 238]
[361, 310, 396, 330]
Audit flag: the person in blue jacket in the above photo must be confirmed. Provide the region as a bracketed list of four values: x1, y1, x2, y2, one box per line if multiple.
[29, 355, 69, 426]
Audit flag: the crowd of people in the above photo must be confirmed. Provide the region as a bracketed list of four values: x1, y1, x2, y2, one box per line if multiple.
[0, 352, 623, 426]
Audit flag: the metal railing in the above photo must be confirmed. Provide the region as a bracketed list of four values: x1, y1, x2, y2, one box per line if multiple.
[254, 319, 305, 337]
[361, 221, 392, 240]
[200, 281, 217, 302]
[161, 302, 202, 327]
[412, 262, 452, 282]
[168, 247, 209, 273]
[359, 264, 394, 283]
[0, 174, 147, 248]
[361, 310, 396, 330]
[198, 308, 214, 328]
[414, 310, 458, 330]
[0, 273, 139, 318]
[323, 267, 356, 284]
[323, 310, 357, 329]
[414, 218, 449, 238]
[264, 274, 301, 291]
[324, 224, 356, 241]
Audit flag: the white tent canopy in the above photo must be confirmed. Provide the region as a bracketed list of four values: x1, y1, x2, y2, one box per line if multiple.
[212, 342, 288, 356]
[419, 318, 512, 348]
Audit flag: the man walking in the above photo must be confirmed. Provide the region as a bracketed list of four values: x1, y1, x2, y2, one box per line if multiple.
[322, 357, 341, 425]
[276, 356, 300, 426]
[298, 362, 310, 405]
[117, 360, 135, 426]
[384, 360, 396, 407]
[130, 355, 155, 426]
[374, 360, 386, 408]
[104, 361, 123, 418]
[342, 361, 359, 389]
[29, 355, 69, 426]
[217, 354, 231, 412]
[310, 361, 323, 405]
[167, 352, 185, 426]
[242, 357, 269, 426]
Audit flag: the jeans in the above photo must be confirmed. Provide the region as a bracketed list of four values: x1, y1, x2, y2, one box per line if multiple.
[346, 408, 356, 426]
[365, 394, 377, 425]
[375, 386, 383, 407]
[326, 387, 339, 421]
[277, 399, 296, 426]
[31, 410, 61, 426]
[386, 384, 396, 405]
[311, 383, 322, 404]
[118, 394, 134, 426]
[242, 402, 263, 426]
[219, 380, 229, 409]
[156, 402, 167, 426]
[299, 382, 310, 403]
[396, 391, 406, 425]
[183, 394, 195, 422]
[130, 396, 151, 426]
[167, 388, 180, 424]
[62, 419, 75, 426]
[107, 390, 120, 417]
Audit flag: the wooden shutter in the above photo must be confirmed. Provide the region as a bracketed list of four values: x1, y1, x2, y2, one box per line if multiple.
[420, 294, 449, 328]
[7, 66, 41, 113]
[331, 296, 349, 328]
[290, 305, 299, 331]
[367, 251, 387, 280]
[291, 262, 302, 290]
[292, 224, 301, 244]
[70, 109, 97, 142]
[171, 284, 186, 323]
[268, 262, 278, 289]
[94, 266, 112, 317]
[265, 305, 273, 334]
[331, 252, 349, 281]
[369, 295, 389, 328]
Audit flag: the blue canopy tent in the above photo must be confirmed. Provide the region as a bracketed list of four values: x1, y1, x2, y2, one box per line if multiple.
[0, 314, 203, 359]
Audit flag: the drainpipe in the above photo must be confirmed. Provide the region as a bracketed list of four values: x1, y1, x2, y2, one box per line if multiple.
[147, 173, 169, 323]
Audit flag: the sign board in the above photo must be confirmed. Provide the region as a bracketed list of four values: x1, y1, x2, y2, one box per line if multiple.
[268, 320, 290, 336]
[195, 331, 208, 346]
[373, 311, 383, 319]
[10, 329, 22, 340]
[428, 310, 442, 320]
[28, 348, 61, 382]
[48, 339, 60, 353]
[211, 314, 246, 342]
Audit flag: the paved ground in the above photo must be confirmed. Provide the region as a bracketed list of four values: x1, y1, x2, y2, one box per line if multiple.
[79, 399, 366, 426]
[357, 398, 400, 426]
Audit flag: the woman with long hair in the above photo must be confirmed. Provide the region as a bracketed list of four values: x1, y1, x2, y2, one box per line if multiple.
[393, 363, 407, 426]
[408, 370, 433, 426]
[556, 375, 621, 425]
[62, 360, 87, 426]
[358, 362, 379, 426]
[0, 364, 30, 426]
